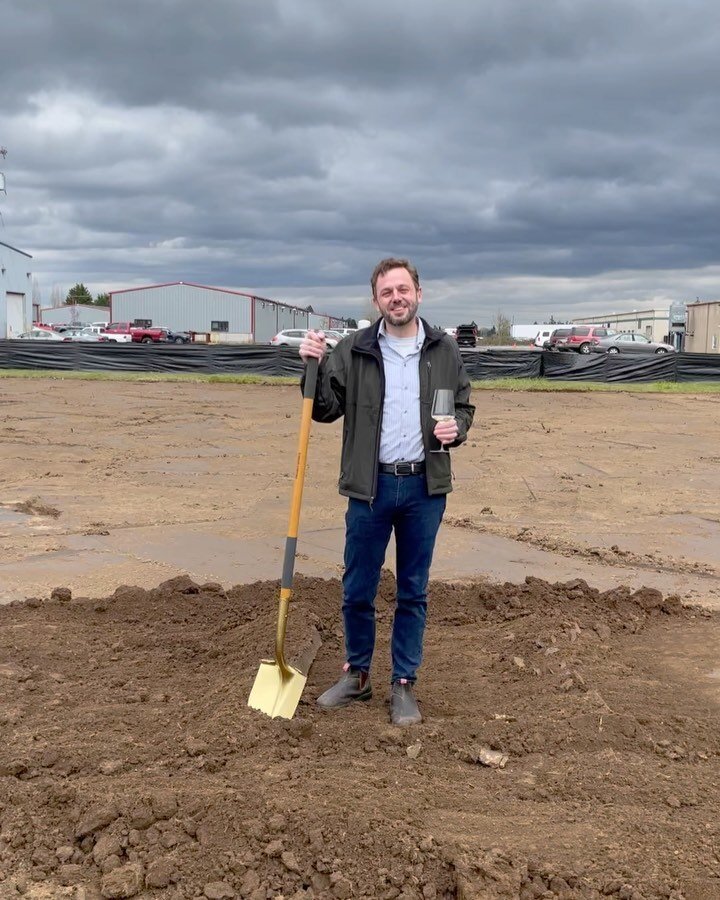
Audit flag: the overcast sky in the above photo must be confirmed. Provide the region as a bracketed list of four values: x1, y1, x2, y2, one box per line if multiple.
[2, 0, 720, 325]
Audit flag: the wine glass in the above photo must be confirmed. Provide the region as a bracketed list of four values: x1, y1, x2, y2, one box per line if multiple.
[431, 389, 455, 453]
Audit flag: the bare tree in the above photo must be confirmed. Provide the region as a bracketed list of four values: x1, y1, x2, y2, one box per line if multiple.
[483, 311, 513, 346]
[50, 284, 64, 308]
[493, 311, 512, 344]
[363, 298, 379, 324]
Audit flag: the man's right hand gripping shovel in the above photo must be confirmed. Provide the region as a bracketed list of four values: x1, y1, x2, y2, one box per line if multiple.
[299, 330, 328, 364]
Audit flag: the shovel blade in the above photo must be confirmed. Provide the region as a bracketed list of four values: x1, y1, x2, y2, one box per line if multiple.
[247, 660, 307, 720]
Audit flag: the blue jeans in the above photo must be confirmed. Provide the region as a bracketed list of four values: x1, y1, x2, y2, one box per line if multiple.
[342, 472, 447, 683]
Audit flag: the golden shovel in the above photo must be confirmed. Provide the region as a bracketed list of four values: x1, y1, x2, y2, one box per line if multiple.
[248, 355, 321, 719]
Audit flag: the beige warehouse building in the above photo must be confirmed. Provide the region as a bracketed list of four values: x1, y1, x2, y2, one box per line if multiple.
[684, 300, 720, 353]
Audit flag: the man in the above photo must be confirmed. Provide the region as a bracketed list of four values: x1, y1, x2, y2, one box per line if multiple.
[299, 258, 474, 726]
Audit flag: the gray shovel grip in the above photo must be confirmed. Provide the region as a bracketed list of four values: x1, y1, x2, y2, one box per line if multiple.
[303, 355, 318, 399]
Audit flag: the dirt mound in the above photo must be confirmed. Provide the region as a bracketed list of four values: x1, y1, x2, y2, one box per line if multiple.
[1, 574, 719, 899]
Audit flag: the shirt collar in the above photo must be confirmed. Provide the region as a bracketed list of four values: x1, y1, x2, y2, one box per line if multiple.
[378, 317, 425, 350]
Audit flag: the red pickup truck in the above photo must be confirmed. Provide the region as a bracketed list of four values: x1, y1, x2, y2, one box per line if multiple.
[103, 323, 168, 343]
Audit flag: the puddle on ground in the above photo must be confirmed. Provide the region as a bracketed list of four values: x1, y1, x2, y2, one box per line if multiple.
[0, 501, 62, 536]
[573, 515, 720, 570]
[0, 507, 28, 526]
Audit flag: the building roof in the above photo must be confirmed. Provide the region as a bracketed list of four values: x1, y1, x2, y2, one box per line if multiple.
[109, 281, 267, 301]
[0, 240, 32, 258]
[39, 302, 102, 312]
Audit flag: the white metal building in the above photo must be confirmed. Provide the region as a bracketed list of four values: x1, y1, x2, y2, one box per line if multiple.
[109, 282, 345, 343]
[571, 308, 670, 343]
[40, 303, 110, 327]
[0, 240, 33, 338]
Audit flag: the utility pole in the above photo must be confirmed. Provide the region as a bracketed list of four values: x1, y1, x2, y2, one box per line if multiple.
[0, 146, 6, 195]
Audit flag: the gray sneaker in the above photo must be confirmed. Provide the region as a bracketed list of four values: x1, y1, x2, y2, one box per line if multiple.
[316, 668, 372, 709]
[390, 680, 422, 726]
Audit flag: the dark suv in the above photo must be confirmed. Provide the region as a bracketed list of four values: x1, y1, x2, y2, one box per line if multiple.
[543, 327, 571, 350]
[558, 325, 616, 354]
[455, 323, 478, 347]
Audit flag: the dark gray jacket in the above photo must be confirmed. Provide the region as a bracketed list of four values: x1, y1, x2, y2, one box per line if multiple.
[304, 318, 475, 501]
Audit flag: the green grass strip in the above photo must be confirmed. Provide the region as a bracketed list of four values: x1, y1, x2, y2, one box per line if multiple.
[1, 369, 719, 392]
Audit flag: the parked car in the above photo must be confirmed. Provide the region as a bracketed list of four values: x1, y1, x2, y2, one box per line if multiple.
[557, 325, 617, 353]
[70, 327, 111, 342]
[455, 323, 478, 347]
[158, 329, 191, 344]
[543, 327, 572, 350]
[533, 326, 569, 348]
[103, 322, 167, 343]
[591, 333, 676, 355]
[15, 327, 71, 341]
[270, 329, 339, 349]
[52, 324, 87, 337]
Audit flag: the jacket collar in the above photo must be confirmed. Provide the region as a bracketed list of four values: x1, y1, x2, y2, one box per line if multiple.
[355, 316, 444, 353]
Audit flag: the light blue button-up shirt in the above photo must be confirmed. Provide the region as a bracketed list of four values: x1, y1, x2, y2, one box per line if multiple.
[377, 318, 426, 463]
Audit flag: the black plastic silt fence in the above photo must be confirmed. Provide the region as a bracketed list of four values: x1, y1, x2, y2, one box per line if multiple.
[1, 341, 720, 382]
[539, 350, 720, 383]
[0, 341, 297, 376]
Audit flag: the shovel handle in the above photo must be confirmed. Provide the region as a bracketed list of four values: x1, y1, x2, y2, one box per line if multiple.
[274, 356, 319, 674]
[302, 353, 319, 401]
[283, 355, 318, 579]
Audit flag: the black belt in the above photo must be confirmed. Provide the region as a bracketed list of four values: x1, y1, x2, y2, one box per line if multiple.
[378, 461, 426, 476]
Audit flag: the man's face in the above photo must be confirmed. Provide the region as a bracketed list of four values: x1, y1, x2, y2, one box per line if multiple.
[373, 267, 422, 328]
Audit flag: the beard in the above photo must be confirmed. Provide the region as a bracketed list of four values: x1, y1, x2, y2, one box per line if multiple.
[381, 297, 419, 327]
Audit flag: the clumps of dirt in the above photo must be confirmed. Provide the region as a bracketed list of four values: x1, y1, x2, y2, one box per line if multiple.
[12, 497, 61, 518]
[1, 573, 719, 898]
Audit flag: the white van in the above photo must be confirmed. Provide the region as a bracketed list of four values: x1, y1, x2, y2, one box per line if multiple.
[533, 326, 571, 348]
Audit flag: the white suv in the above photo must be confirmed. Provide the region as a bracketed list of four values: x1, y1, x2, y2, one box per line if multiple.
[533, 326, 571, 348]
[270, 329, 339, 348]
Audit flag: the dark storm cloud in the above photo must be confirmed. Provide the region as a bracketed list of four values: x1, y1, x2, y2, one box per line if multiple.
[2, 0, 720, 322]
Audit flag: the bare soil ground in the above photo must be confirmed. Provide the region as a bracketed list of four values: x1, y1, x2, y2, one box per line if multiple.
[1, 379, 720, 899]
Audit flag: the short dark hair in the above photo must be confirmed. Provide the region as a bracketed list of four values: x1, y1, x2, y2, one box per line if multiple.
[370, 258, 420, 298]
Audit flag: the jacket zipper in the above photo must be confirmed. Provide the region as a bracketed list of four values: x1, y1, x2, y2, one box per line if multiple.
[421, 356, 432, 458]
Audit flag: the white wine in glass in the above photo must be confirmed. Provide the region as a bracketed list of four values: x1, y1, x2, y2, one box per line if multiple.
[431, 389, 455, 453]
